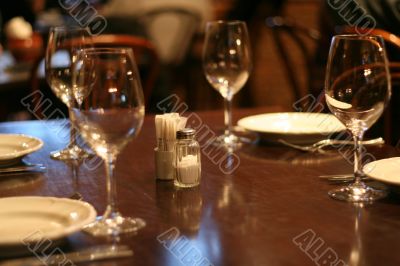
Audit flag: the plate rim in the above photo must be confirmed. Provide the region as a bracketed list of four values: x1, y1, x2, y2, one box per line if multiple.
[237, 112, 346, 135]
[364, 157, 400, 185]
[0, 196, 97, 246]
[0, 134, 44, 160]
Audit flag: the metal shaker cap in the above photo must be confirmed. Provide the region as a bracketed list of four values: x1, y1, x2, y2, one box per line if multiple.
[176, 128, 196, 139]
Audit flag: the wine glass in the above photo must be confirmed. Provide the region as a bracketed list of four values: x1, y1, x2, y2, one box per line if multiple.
[45, 26, 92, 160]
[203, 20, 252, 150]
[324, 35, 391, 202]
[72, 48, 146, 236]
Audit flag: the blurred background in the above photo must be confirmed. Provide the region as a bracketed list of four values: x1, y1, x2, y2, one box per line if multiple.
[0, 0, 398, 143]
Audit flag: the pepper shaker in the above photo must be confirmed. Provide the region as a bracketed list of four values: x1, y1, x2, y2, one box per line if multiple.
[174, 128, 201, 188]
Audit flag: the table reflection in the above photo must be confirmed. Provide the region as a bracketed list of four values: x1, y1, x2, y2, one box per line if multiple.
[349, 204, 364, 266]
[156, 182, 202, 236]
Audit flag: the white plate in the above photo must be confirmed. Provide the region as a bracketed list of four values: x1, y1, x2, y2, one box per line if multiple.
[0, 196, 96, 246]
[0, 134, 43, 165]
[237, 112, 346, 144]
[364, 157, 400, 185]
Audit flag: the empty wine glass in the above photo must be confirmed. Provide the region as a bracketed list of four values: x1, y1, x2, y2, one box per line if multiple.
[45, 26, 93, 160]
[203, 20, 252, 150]
[324, 35, 391, 202]
[72, 48, 145, 236]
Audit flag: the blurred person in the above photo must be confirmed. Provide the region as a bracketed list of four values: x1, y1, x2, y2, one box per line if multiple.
[101, 0, 212, 62]
[101, 0, 212, 25]
[100, 0, 213, 113]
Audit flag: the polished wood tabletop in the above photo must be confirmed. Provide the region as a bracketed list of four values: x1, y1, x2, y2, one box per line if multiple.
[0, 108, 400, 266]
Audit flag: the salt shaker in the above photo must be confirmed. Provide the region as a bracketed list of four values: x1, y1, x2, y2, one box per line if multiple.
[174, 128, 201, 188]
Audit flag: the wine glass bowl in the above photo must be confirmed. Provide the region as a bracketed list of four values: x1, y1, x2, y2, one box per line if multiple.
[72, 48, 145, 236]
[45, 26, 93, 160]
[202, 20, 252, 150]
[324, 35, 391, 202]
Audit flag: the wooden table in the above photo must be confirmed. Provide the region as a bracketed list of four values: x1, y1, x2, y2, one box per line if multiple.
[0, 108, 400, 266]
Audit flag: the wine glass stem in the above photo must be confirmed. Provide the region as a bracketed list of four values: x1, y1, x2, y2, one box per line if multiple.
[224, 98, 233, 137]
[104, 155, 118, 219]
[68, 109, 77, 149]
[71, 161, 78, 192]
[353, 134, 364, 184]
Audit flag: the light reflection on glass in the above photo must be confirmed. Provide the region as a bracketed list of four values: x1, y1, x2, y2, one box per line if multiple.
[108, 87, 117, 93]
[363, 68, 371, 77]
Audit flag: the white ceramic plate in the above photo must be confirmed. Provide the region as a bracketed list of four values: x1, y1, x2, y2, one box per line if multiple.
[0, 134, 43, 165]
[237, 112, 346, 144]
[364, 157, 400, 185]
[0, 196, 96, 246]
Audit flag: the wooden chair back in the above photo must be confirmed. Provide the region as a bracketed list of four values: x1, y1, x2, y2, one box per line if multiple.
[265, 16, 321, 110]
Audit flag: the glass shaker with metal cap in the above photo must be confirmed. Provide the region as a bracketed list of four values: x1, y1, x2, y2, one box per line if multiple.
[174, 128, 201, 188]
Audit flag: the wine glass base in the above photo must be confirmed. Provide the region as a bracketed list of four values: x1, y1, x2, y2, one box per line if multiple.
[84, 215, 146, 236]
[50, 145, 94, 161]
[213, 134, 242, 151]
[212, 127, 258, 150]
[328, 182, 387, 202]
